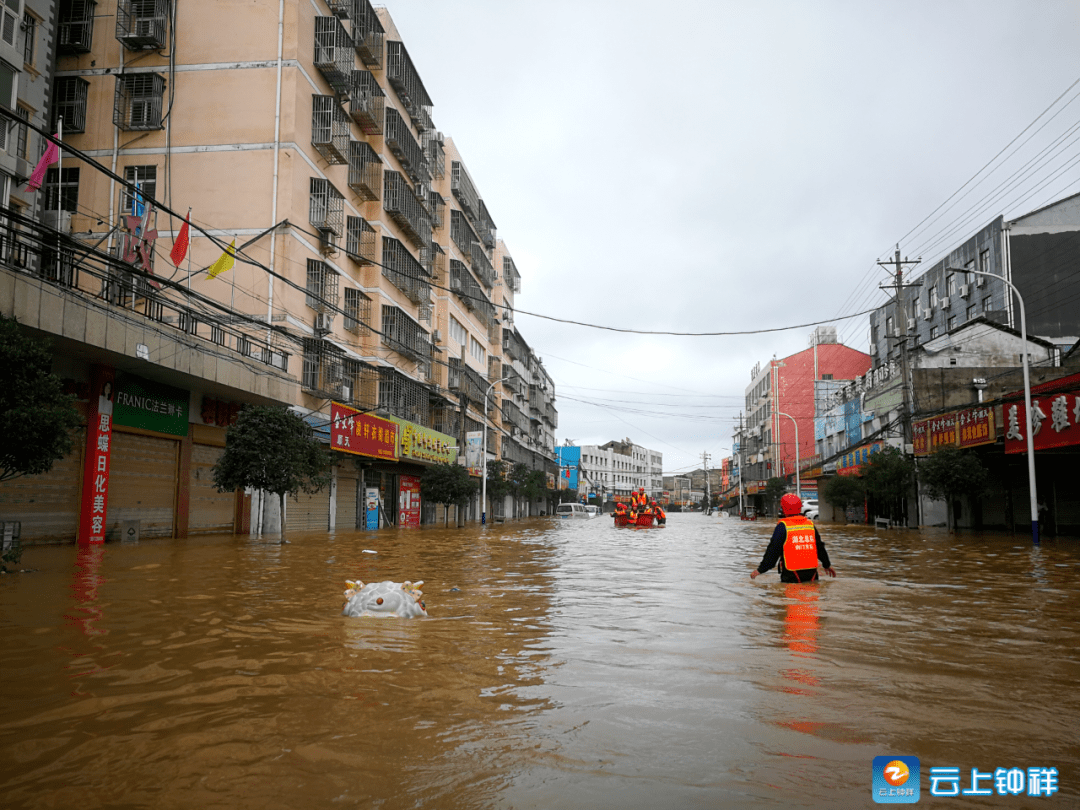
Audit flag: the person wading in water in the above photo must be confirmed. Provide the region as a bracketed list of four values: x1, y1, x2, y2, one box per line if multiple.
[751, 493, 836, 583]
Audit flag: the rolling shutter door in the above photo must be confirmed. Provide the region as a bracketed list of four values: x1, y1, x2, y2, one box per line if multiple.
[336, 471, 359, 530]
[190, 443, 235, 534]
[109, 431, 179, 538]
[285, 489, 330, 533]
[0, 427, 85, 542]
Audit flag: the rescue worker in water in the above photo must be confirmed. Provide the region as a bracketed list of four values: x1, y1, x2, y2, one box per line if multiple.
[751, 493, 836, 583]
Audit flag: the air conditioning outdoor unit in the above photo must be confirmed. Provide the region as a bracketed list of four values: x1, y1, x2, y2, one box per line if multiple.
[450, 277, 462, 291]
[976, 275, 986, 287]
[339, 384, 352, 402]
[44, 210, 73, 234]
[960, 284, 970, 298]
[431, 329, 442, 343]
[319, 230, 338, 257]
[941, 298, 951, 310]
[906, 318, 916, 331]
[924, 309, 933, 320]
[314, 313, 333, 333]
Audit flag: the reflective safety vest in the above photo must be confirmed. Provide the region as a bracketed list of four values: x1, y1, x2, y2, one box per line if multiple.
[780, 515, 818, 571]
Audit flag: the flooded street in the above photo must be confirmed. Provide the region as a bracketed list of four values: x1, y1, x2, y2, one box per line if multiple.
[2, 513, 1078, 809]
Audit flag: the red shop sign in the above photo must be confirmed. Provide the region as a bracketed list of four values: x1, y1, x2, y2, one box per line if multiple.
[330, 401, 398, 461]
[957, 405, 995, 449]
[1004, 391, 1080, 454]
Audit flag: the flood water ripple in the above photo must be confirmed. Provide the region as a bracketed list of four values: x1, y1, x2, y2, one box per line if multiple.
[1, 513, 1078, 808]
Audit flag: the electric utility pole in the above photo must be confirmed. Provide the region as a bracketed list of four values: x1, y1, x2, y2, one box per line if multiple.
[877, 247, 921, 448]
[702, 451, 711, 514]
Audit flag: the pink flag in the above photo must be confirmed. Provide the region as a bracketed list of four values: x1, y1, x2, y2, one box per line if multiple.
[27, 136, 60, 192]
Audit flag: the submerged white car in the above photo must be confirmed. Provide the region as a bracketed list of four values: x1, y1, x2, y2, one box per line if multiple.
[555, 503, 590, 519]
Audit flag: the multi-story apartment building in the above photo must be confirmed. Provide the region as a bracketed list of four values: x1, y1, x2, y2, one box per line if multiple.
[0, 0, 558, 541]
[577, 438, 662, 505]
[739, 327, 871, 508]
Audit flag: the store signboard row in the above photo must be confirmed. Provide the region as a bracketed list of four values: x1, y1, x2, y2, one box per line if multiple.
[913, 405, 995, 457]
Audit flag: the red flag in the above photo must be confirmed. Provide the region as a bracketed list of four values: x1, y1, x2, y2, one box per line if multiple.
[170, 210, 190, 267]
[27, 136, 60, 192]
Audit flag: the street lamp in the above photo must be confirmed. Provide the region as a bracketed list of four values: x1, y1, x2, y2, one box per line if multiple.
[481, 376, 509, 525]
[947, 267, 1038, 543]
[777, 411, 800, 497]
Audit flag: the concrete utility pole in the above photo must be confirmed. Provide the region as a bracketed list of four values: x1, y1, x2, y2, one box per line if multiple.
[878, 247, 921, 529]
[702, 452, 711, 514]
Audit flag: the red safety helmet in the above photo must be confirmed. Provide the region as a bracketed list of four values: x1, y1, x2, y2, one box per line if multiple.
[780, 493, 803, 517]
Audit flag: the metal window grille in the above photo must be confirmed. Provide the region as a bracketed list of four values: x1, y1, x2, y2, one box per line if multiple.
[305, 259, 339, 313]
[58, 0, 95, 54]
[470, 241, 495, 289]
[428, 192, 445, 230]
[344, 215, 376, 264]
[313, 16, 353, 94]
[22, 12, 35, 64]
[14, 106, 29, 161]
[477, 199, 496, 250]
[377, 366, 430, 424]
[352, 0, 384, 68]
[381, 305, 431, 363]
[386, 40, 432, 133]
[431, 242, 446, 282]
[309, 177, 344, 236]
[53, 76, 89, 133]
[342, 358, 379, 410]
[382, 236, 430, 305]
[1, 7, 15, 46]
[384, 107, 429, 186]
[116, 0, 168, 50]
[325, 0, 350, 20]
[450, 161, 480, 224]
[347, 139, 381, 201]
[383, 170, 431, 249]
[302, 338, 344, 397]
[502, 255, 522, 292]
[43, 167, 79, 213]
[311, 95, 349, 164]
[349, 69, 384, 135]
[343, 287, 371, 334]
[450, 209, 477, 258]
[113, 73, 165, 131]
[424, 131, 445, 179]
[121, 165, 156, 216]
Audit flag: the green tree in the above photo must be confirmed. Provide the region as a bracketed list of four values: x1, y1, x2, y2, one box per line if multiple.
[421, 462, 478, 526]
[212, 406, 332, 542]
[861, 445, 916, 524]
[918, 444, 990, 531]
[0, 315, 81, 484]
[822, 474, 867, 522]
[763, 477, 787, 516]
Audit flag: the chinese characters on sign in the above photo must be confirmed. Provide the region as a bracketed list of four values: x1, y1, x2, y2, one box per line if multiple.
[391, 418, 456, 464]
[929, 412, 957, 452]
[914, 405, 995, 457]
[912, 420, 928, 456]
[837, 441, 883, 476]
[78, 367, 116, 545]
[330, 402, 399, 461]
[957, 406, 994, 449]
[1005, 391, 1080, 453]
[398, 475, 420, 528]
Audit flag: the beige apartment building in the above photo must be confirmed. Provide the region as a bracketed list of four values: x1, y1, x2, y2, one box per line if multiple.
[0, 0, 557, 541]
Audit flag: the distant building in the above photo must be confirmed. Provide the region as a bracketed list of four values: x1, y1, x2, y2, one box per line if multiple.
[577, 438, 662, 503]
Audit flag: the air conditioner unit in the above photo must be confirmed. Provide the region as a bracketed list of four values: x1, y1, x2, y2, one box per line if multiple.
[906, 318, 916, 331]
[432, 329, 442, 343]
[318, 230, 338, 257]
[450, 277, 462, 291]
[44, 210, 73, 234]
[941, 298, 951, 310]
[976, 275, 986, 287]
[924, 309, 933, 320]
[869, 343, 878, 354]
[340, 383, 352, 402]
[314, 313, 333, 333]
[960, 284, 970, 298]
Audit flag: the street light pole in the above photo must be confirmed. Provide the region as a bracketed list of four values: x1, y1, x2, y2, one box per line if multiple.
[481, 376, 509, 526]
[777, 411, 800, 497]
[949, 267, 1039, 543]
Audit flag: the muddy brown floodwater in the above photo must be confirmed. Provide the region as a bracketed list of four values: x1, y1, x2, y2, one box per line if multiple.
[1, 513, 1078, 809]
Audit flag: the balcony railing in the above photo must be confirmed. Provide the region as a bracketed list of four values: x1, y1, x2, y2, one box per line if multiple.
[450, 208, 478, 258]
[470, 241, 495, 289]
[352, 0, 384, 68]
[386, 40, 433, 133]
[311, 95, 349, 164]
[302, 338, 344, 398]
[450, 160, 480, 224]
[348, 140, 381, 202]
[0, 210, 289, 373]
[503, 328, 528, 364]
[448, 358, 487, 404]
[428, 192, 445, 230]
[382, 236, 431, 306]
[477, 199, 496, 250]
[381, 304, 432, 364]
[424, 131, 445, 179]
[383, 170, 431, 249]
[314, 17, 353, 95]
[349, 70, 384, 135]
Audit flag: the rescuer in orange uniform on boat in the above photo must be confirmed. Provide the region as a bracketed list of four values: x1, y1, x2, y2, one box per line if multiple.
[652, 501, 666, 526]
[751, 494, 836, 583]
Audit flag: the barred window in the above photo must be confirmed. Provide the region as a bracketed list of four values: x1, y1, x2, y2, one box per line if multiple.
[121, 165, 157, 216]
[44, 167, 80, 213]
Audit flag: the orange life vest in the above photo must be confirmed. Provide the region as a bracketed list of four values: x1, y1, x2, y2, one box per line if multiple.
[780, 515, 818, 571]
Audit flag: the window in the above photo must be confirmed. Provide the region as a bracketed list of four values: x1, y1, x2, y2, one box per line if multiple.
[979, 248, 990, 273]
[21, 11, 34, 65]
[947, 273, 957, 296]
[1, 0, 18, 47]
[53, 76, 89, 132]
[13, 104, 30, 159]
[930, 285, 938, 308]
[911, 298, 920, 319]
[886, 316, 895, 337]
[113, 73, 166, 131]
[58, 0, 96, 54]
[947, 315, 957, 331]
[449, 316, 467, 346]
[963, 259, 974, 286]
[966, 304, 977, 322]
[469, 334, 485, 364]
[929, 326, 939, 340]
[121, 165, 156, 216]
[983, 296, 992, 313]
[822, 373, 833, 380]
[44, 167, 79, 212]
[305, 259, 338, 313]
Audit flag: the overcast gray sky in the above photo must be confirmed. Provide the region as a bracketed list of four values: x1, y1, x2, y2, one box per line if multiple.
[385, 0, 1080, 474]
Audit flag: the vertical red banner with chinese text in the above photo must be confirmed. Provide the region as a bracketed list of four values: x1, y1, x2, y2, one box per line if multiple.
[398, 475, 421, 528]
[77, 365, 116, 545]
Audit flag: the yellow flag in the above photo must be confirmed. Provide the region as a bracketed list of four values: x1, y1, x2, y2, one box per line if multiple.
[206, 240, 236, 279]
